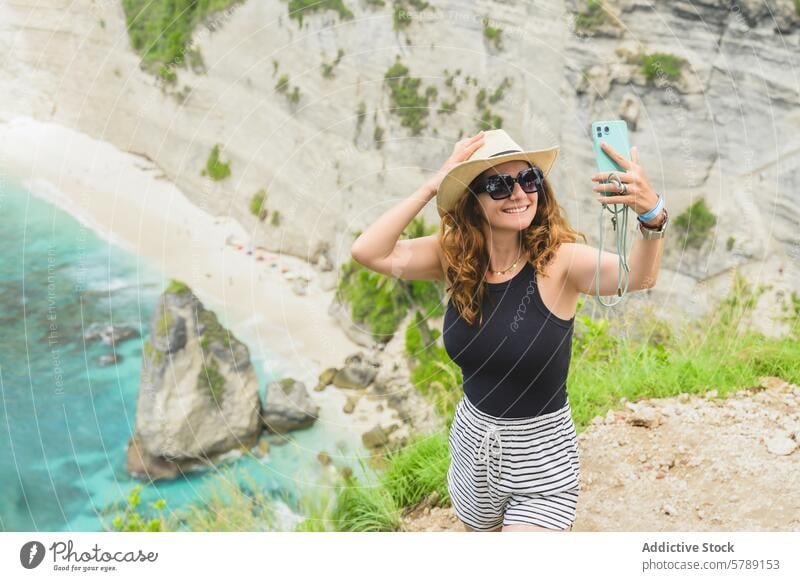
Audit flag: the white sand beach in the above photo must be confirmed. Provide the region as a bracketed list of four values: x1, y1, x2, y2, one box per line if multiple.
[0, 113, 402, 437]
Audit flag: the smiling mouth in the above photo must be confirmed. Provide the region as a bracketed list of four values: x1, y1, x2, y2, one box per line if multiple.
[502, 205, 530, 214]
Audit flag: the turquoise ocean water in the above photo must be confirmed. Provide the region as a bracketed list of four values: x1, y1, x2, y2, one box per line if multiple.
[0, 179, 371, 532]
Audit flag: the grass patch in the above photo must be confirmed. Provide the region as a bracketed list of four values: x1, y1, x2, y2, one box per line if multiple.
[331, 476, 402, 531]
[673, 198, 716, 249]
[382, 429, 451, 508]
[201, 144, 231, 180]
[641, 52, 686, 83]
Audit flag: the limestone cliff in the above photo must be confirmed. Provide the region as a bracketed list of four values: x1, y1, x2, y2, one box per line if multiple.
[2, 0, 798, 328]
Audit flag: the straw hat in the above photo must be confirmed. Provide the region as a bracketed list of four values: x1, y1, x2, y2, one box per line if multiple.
[435, 129, 560, 218]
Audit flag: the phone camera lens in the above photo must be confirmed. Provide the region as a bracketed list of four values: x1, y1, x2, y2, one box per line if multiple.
[604, 126, 609, 133]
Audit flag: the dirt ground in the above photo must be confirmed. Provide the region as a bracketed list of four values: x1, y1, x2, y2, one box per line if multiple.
[401, 376, 800, 532]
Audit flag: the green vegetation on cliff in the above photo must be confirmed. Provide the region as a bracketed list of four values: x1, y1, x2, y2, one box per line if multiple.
[482, 17, 503, 49]
[198, 357, 226, 404]
[201, 144, 232, 180]
[121, 0, 242, 79]
[165, 279, 191, 295]
[573, 0, 607, 31]
[339, 217, 443, 341]
[673, 198, 716, 249]
[287, 0, 354, 26]
[641, 52, 686, 83]
[250, 189, 268, 219]
[383, 59, 432, 136]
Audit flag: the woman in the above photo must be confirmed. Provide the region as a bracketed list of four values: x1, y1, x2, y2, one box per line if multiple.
[350, 129, 668, 532]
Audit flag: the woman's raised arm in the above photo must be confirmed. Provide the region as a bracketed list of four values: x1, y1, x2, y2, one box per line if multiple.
[350, 131, 485, 282]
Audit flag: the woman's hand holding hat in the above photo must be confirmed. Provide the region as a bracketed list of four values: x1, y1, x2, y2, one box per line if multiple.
[424, 131, 486, 196]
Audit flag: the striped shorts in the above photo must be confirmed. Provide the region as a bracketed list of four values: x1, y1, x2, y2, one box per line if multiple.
[447, 393, 581, 531]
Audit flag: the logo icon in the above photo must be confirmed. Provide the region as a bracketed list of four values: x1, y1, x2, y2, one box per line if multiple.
[20, 541, 46, 569]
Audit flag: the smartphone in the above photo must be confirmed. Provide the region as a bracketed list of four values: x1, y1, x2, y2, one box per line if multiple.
[591, 120, 631, 179]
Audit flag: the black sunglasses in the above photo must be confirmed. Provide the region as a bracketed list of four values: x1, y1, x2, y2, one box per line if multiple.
[468, 165, 545, 200]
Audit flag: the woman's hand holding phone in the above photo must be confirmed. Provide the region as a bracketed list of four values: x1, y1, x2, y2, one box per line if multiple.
[590, 142, 660, 217]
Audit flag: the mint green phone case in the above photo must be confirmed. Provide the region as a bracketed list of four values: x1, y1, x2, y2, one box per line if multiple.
[592, 120, 631, 188]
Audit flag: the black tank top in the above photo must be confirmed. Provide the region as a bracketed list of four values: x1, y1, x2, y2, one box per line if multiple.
[442, 260, 575, 419]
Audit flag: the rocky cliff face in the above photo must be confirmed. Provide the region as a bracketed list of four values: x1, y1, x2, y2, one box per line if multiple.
[2, 1, 798, 318]
[127, 282, 261, 479]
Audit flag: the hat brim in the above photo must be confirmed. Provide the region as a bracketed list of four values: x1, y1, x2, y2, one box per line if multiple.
[436, 146, 560, 218]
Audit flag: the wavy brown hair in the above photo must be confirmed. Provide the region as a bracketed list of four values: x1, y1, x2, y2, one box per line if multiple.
[439, 173, 587, 327]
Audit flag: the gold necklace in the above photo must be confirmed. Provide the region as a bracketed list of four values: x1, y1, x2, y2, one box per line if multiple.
[489, 248, 524, 276]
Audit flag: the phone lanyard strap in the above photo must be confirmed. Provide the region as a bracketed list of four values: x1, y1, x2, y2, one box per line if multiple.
[594, 196, 631, 307]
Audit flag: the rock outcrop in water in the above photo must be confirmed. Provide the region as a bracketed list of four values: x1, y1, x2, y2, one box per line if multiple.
[261, 378, 319, 434]
[126, 281, 262, 480]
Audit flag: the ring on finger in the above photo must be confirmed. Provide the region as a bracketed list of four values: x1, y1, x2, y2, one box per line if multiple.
[607, 173, 624, 193]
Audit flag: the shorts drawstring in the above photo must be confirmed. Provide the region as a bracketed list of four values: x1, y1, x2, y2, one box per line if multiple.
[476, 425, 516, 507]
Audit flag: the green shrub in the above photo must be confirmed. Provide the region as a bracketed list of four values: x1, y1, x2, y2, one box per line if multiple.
[405, 311, 462, 417]
[275, 74, 290, 93]
[288, 86, 301, 105]
[673, 198, 716, 249]
[158, 65, 177, 85]
[201, 144, 231, 180]
[165, 279, 191, 295]
[391, 1, 429, 31]
[384, 59, 431, 135]
[287, 0, 354, 26]
[478, 109, 503, 130]
[104, 485, 167, 532]
[250, 189, 267, 218]
[489, 77, 511, 104]
[726, 236, 735, 252]
[339, 218, 442, 341]
[271, 210, 282, 226]
[641, 52, 686, 83]
[356, 101, 367, 134]
[573, 0, 607, 30]
[121, 0, 239, 79]
[373, 124, 384, 147]
[437, 100, 456, 114]
[482, 17, 503, 49]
